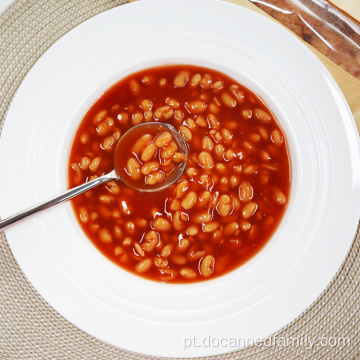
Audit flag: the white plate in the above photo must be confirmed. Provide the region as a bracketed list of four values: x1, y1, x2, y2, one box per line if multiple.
[1, 0, 360, 357]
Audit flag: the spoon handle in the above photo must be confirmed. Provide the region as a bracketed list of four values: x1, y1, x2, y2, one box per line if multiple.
[0, 170, 119, 231]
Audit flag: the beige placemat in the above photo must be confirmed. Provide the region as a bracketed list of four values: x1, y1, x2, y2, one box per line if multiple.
[1, 1, 359, 359]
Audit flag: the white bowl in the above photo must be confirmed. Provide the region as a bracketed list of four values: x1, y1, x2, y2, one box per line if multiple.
[0, 0, 359, 357]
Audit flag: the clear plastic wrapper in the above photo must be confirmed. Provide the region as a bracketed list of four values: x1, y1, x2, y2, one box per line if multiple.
[248, 0, 360, 79]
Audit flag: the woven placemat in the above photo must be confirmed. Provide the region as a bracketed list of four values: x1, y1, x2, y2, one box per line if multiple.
[1, 1, 360, 359]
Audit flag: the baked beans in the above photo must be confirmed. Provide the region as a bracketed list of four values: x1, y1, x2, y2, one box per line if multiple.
[68, 65, 290, 283]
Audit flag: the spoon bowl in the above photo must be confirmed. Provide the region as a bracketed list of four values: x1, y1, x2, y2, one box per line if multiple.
[114, 122, 188, 192]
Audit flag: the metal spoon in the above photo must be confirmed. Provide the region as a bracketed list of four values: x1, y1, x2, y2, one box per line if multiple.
[0, 122, 188, 231]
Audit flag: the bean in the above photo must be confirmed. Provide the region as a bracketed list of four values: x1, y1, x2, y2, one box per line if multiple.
[174, 70, 190, 87]
[141, 142, 157, 162]
[99, 195, 113, 204]
[195, 115, 207, 127]
[171, 255, 187, 265]
[207, 114, 220, 129]
[80, 134, 89, 144]
[117, 112, 129, 125]
[160, 143, 177, 159]
[89, 157, 101, 172]
[152, 217, 172, 231]
[79, 157, 90, 170]
[258, 126, 269, 140]
[243, 164, 258, 174]
[242, 202, 258, 219]
[159, 268, 177, 281]
[214, 131, 222, 143]
[197, 191, 212, 208]
[262, 163, 278, 171]
[135, 258, 152, 273]
[212, 80, 223, 90]
[144, 110, 153, 121]
[114, 246, 124, 256]
[134, 242, 145, 257]
[169, 198, 181, 211]
[193, 210, 212, 224]
[93, 109, 107, 123]
[155, 131, 172, 148]
[240, 220, 251, 231]
[102, 135, 115, 150]
[214, 144, 225, 160]
[174, 180, 189, 198]
[200, 255, 215, 277]
[177, 238, 190, 252]
[260, 150, 271, 161]
[168, 153, 183, 165]
[273, 188, 287, 205]
[190, 74, 201, 87]
[198, 174, 213, 190]
[185, 101, 207, 115]
[132, 134, 152, 154]
[165, 97, 180, 109]
[239, 181, 253, 202]
[161, 244, 174, 257]
[271, 129, 283, 145]
[180, 268, 197, 280]
[230, 175, 240, 188]
[209, 102, 220, 114]
[129, 79, 141, 95]
[126, 157, 141, 180]
[105, 181, 120, 194]
[186, 167, 199, 178]
[202, 136, 214, 151]
[186, 118, 197, 130]
[154, 257, 168, 268]
[242, 109, 252, 120]
[221, 92, 236, 108]
[174, 110, 184, 123]
[254, 108, 271, 123]
[249, 133, 261, 143]
[141, 161, 159, 175]
[154, 106, 174, 120]
[224, 221, 239, 236]
[187, 226, 198, 236]
[215, 163, 227, 175]
[188, 249, 206, 261]
[123, 237, 132, 246]
[224, 149, 236, 160]
[113, 226, 123, 239]
[243, 141, 255, 152]
[159, 78, 167, 86]
[173, 211, 185, 231]
[198, 151, 214, 170]
[217, 195, 233, 216]
[142, 75, 154, 85]
[125, 221, 136, 234]
[141, 231, 158, 252]
[221, 129, 233, 144]
[79, 207, 89, 223]
[96, 117, 114, 136]
[230, 84, 245, 102]
[145, 170, 165, 185]
[140, 99, 153, 111]
[203, 221, 220, 233]
[120, 199, 132, 215]
[132, 112, 143, 126]
[200, 74, 212, 89]
[178, 125, 192, 142]
[181, 191, 197, 210]
[99, 228, 112, 244]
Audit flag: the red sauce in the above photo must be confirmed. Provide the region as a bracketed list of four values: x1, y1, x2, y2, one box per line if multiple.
[68, 65, 291, 283]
